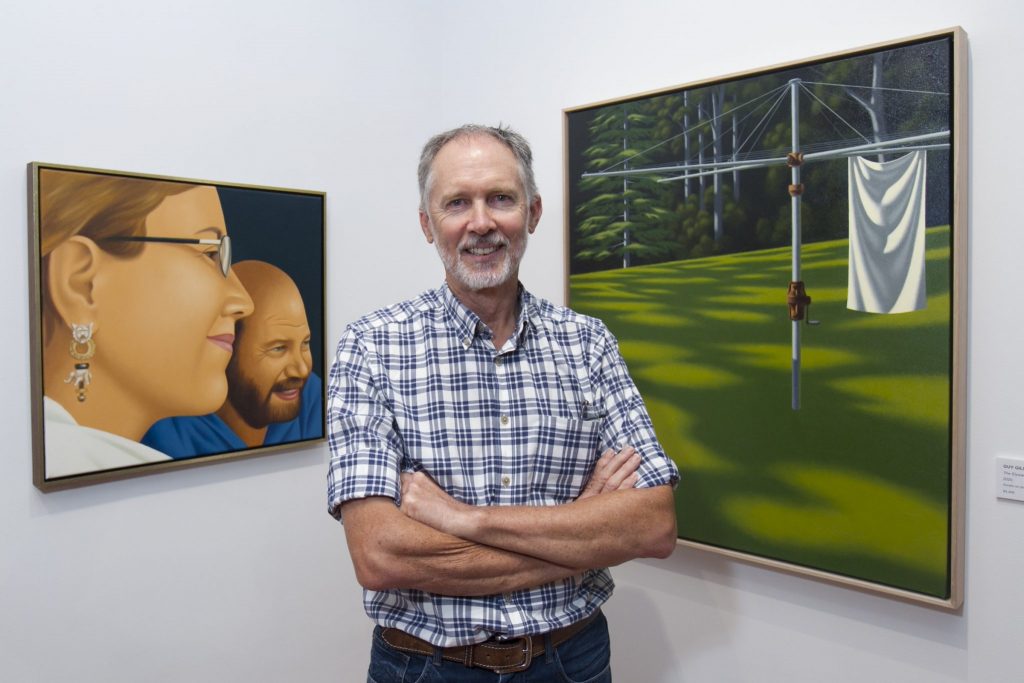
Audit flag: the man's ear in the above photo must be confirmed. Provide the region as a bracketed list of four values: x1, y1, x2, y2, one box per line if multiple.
[527, 194, 543, 234]
[419, 210, 434, 244]
[46, 236, 102, 328]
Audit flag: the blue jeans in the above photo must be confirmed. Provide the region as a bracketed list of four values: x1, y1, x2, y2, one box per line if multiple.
[366, 611, 612, 683]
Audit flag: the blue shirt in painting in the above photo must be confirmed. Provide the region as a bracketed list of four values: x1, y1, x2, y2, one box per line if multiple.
[143, 373, 323, 459]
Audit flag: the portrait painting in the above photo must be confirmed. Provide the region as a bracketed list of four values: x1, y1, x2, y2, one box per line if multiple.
[564, 28, 966, 606]
[29, 163, 326, 491]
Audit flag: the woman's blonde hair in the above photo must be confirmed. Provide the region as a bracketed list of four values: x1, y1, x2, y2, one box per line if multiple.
[39, 169, 201, 342]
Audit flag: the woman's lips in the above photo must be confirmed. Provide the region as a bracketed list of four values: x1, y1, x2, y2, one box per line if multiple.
[207, 334, 235, 353]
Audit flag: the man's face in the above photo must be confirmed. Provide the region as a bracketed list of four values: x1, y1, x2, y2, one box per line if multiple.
[225, 290, 312, 428]
[419, 134, 542, 294]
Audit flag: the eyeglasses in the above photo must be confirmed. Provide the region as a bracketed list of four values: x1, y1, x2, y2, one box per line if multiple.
[102, 234, 232, 277]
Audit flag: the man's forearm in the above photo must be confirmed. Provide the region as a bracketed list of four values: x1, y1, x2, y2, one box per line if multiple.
[341, 497, 581, 596]
[466, 485, 677, 567]
[402, 476, 677, 569]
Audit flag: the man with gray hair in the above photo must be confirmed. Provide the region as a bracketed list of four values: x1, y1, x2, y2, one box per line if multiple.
[327, 124, 679, 681]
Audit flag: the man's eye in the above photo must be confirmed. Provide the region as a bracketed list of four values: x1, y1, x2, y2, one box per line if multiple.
[446, 198, 467, 209]
[201, 248, 220, 263]
[491, 194, 515, 206]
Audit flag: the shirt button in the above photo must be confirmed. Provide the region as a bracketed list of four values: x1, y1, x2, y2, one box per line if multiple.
[463, 337, 472, 346]
[494, 356, 503, 366]
[500, 415, 509, 426]
[501, 475, 511, 487]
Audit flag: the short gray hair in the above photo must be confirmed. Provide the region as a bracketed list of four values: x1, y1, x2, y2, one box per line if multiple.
[417, 124, 538, 211]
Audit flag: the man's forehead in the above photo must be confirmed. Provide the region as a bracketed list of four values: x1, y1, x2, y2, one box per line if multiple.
[242, 292, 309, 340]
[435, 134, 516, 167]
[263, 313, 309, 328]
[430, 135, 521, 192]
[241, 322, 309, 355]
[251, 312, 309, 334]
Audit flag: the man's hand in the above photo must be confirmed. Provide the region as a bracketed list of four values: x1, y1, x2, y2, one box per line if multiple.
[578, 446, 640, 500]
[401, 471, 472, 537]
[401, 445, 640, 535]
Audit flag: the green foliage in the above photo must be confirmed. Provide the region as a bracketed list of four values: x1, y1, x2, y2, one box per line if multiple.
[574, 102, 684, 270]
[568, 37, 952, 275]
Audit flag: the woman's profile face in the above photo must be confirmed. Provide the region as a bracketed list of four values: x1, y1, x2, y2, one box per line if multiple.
[92, 185, 254, 420]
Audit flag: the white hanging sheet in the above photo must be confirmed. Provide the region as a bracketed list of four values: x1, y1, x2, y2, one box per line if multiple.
[847, 150, 927, 314]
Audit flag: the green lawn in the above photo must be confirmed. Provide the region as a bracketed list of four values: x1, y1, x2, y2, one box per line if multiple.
[570, 227, 952, 598]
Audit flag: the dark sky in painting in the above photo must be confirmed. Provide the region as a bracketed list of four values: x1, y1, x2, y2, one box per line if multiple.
[567, 36, 954, 274]
[218, 186, 325, 377]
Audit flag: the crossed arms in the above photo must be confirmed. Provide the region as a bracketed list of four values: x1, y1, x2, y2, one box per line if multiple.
[341, 446, 677, 597]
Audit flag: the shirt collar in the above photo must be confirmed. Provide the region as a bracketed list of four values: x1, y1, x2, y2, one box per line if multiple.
[438, 282, 535, 350]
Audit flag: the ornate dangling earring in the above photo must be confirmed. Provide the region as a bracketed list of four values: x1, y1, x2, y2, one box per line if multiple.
[64, 322, 95, 402]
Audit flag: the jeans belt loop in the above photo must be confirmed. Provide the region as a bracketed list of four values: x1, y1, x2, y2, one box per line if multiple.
[380, 609, 598, 675]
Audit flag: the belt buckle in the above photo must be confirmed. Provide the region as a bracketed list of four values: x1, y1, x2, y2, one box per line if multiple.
[480, 635, 532, 674]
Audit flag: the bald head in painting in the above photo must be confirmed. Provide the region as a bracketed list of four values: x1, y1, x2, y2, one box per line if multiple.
[216, 260, 313, 447]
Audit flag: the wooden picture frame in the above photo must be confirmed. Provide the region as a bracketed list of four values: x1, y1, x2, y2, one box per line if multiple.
[29, 163, 326, 491]
[564, 27, 966, 607]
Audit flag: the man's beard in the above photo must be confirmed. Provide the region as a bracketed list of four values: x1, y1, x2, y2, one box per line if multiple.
[433, 225, 529, 291]
[225, 361, 305, 429]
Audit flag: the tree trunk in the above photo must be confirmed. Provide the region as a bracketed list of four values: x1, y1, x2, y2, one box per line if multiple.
[622, 107, 631, 268]
[683, 91, 691, 201]
[697, 101, 706, 211]
[711, 86, 724, 241]
[871, 53, 889, 162]
[732, 104, 741, 201]
[844, 53, 889, 163]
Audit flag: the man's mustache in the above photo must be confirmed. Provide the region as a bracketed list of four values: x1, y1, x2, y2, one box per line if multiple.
[461, 235, 509, 249]
[272, 377, 306, 393]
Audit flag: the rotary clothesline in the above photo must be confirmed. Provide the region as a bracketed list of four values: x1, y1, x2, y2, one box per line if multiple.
[580, 131, 947, 182]
[579, 78, 950, 410]
[589, 79, 950, 178]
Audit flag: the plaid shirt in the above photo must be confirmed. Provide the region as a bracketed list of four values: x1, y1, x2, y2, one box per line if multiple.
[327, 284, 679, 647]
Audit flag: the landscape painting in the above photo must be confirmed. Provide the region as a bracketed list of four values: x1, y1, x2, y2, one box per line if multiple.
[564, 28, 966, 606]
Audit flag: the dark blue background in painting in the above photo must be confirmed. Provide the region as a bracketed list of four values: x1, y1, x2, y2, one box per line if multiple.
[217, 186, 325, 378]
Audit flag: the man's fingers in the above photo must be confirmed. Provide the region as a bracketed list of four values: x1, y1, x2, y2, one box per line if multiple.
[579, 446, 641, 499]
[593, 448, 628, 484]
[604, 452, 641, 490]
[578, 450, 614, 499]
[593, 450, 614, 479]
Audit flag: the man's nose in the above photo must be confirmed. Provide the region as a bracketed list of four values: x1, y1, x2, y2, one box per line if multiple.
[285, 351, 310, 378]
[466, 200, 497, 233]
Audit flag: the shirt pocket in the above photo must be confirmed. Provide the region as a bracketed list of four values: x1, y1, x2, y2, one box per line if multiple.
[526, 415, 603, 505]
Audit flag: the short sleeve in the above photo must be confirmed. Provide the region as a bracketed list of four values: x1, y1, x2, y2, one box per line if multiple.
[326, 327, 405, 520]
[592, 323, 680, 490]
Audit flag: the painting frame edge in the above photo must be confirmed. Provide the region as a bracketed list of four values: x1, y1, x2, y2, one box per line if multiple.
[28, 161, 328, 493]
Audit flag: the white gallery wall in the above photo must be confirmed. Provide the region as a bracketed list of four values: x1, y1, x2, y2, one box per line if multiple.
[1, 1, 1021, 681]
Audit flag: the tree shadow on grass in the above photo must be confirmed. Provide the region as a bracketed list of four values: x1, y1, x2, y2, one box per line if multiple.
[570, 227, 953, 598]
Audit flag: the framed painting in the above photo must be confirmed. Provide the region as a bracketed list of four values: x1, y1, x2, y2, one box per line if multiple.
[29, 163, 326, 491]
[564, 27, 966, 607]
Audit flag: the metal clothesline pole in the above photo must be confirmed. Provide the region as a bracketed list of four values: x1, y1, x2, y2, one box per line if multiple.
[579, 131, 950, 181]
[789, 79, 803, 411]
[638, 143, 949, 183]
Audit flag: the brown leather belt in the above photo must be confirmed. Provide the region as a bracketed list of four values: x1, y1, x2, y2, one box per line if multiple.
[379, 610, 600, 675]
